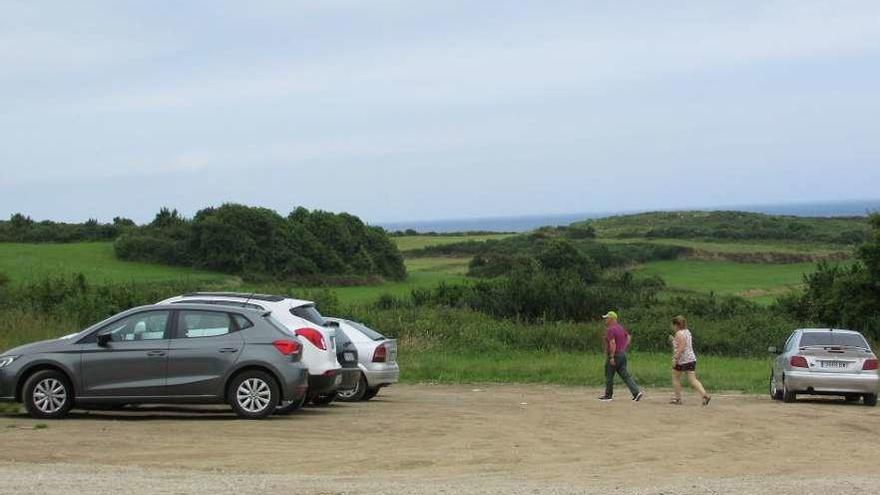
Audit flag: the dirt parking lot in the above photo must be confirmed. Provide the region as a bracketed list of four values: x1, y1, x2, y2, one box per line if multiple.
[1, 383, 878, 494]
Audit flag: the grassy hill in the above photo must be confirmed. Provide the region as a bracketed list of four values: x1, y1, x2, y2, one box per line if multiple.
[578, 210, 868, 244]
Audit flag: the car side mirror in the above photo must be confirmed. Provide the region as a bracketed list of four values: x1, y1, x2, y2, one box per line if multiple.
[768, 346, 779, 354]
[97, 333, 112, 347]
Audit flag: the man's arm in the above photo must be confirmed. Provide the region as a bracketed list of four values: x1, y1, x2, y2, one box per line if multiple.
[608, 338, 617, 362]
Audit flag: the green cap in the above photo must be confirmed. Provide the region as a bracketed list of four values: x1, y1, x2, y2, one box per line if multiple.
[602, 311, 618, 320]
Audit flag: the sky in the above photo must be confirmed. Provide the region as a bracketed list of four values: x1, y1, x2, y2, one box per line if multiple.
[2, 1, 880, 224]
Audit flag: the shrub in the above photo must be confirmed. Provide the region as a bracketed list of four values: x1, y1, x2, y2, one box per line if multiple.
[113, 204, 406, 282]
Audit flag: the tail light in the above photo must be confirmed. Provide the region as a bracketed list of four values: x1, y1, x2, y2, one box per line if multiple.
[273, 339, 302, 356]
[295, 328, 326, 350]
[864, 359, 878, 371]
[790, 355, 809, 368]
[372, 344, 387, 363]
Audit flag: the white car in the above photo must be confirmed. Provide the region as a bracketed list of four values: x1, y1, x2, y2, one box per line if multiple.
[157, 293, 342, 410]
[325, 318, 399, 401]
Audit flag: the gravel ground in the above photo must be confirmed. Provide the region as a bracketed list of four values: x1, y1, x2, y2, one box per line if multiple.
[1, 383, 878, 494]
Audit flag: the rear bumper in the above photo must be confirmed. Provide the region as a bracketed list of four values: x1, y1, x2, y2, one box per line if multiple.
[361, 362, 400, 387]
[276, 364, 310, 402]
[308, 369, 343, 395]
[786, 370, 879, 395]
[338, 367, 361, 391]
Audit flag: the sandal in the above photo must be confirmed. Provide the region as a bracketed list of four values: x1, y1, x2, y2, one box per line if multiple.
[669, 397, 682, 405]
[702, 395, 712, 406]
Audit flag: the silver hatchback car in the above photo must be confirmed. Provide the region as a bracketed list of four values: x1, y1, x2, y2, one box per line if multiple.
[769, 328, 878, 406]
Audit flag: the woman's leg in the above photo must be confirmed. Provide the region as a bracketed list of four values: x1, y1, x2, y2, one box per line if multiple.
[686, 371, 708, 397]
[672, 369, 683, 400]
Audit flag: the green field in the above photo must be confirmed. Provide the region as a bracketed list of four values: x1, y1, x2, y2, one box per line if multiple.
[635, 259, 820, 303]
[599, 237, 850, 256]
[319, 257, 471, 305]
[393, 234, 513, 252]
[0, 242, 230, 285]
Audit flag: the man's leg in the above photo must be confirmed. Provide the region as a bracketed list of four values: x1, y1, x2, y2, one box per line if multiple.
[604, 357, 615, 398]
[615, 354, 641, 397]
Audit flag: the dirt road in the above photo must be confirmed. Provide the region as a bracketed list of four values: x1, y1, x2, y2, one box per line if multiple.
[1, 384, 878, 494]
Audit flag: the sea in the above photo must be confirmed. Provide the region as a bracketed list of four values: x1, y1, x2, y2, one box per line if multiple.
[377, 199, 880, 234]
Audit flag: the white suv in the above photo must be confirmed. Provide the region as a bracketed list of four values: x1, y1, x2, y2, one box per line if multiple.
[157, 293, 342, 408]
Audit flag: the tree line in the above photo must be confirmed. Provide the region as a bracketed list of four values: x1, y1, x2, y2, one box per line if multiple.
[114, 205, 406, 282]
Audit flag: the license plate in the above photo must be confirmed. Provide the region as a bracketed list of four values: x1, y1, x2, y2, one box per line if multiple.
[821, 360, 847, 369]
[334, 374, 342, 385]
[343, 352, 356, 361]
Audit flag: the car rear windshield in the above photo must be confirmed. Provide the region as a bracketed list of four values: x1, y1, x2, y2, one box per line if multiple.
[291, 305, 326, 326]
[347, 320, 386, 341]
[799, 332, 869, 349]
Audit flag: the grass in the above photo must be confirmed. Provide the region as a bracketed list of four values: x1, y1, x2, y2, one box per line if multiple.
[322, 257, 472, 305]
[599, 237, 850, 255]
[0, 243, 230, 285]
[634, 259, 820, 304]
[399, 351, 771, 393]
[393, 234, 513, 252]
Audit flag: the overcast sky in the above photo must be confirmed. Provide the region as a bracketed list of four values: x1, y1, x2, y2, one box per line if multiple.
[2, 1, 879, 224]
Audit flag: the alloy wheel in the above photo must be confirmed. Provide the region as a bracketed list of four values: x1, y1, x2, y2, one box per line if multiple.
[33, 378, 67, 414]
[236, 378, 271, 413]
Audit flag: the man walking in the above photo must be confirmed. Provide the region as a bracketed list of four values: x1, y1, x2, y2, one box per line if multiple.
[598, 311, 644, 402]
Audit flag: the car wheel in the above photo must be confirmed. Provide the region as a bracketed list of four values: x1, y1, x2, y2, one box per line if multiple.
[782, 377, 797, 403]
[337, 374, 367, 402]
[769, 372, 783, 401]
[363, 387, 380, 401]
[865, 394, 878, 407]
[228, 371, 278, 419]
[275, 393, 308, 415]
[23, 370, 74, 420]
[311, 393, 336, 406]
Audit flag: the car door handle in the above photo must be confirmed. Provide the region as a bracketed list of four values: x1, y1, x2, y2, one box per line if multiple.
[146, 350, 167, 357]
[218, 348, 239, 353]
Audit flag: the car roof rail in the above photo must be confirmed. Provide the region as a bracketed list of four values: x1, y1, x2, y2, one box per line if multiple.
[181, 292, 286, 302]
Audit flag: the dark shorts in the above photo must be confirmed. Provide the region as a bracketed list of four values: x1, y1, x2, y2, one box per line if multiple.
[674, 361, 696, 372]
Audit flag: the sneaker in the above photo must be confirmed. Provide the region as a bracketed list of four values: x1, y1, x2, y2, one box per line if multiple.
[597, 395, 613, 402]
[632, 391, 644, 402]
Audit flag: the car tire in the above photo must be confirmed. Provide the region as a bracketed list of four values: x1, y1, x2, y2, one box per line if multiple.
[228, 370, 278, 419]
[336, 374, 367, 402]
[363, 387, 380, 401]
[275, 393, 308, 415]
[782, 377, 797, 403]
[865, 394, 878, 407]
[311, 393, 336, 406]
[769, 372, 783, 401]
[23, 369, 74, 420]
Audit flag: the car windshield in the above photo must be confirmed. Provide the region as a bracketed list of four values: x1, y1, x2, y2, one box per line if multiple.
[346, 320, 386, 341]
[290, 305, 326, 326]
[799, 332, 869, 349]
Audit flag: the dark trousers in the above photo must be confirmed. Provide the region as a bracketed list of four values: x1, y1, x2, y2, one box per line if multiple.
[604, 353, 640, 398]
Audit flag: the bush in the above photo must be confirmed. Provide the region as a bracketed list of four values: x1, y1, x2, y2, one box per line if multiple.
[113, 204, 406, 283]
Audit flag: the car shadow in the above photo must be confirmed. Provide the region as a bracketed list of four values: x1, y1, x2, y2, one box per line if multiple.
[1, 404, 338, 421]
[788, 396, 870, 407]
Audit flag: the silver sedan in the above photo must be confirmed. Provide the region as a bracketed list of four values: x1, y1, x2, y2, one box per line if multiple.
[769, 328, 878, 406]
[325, 318, 399, 401]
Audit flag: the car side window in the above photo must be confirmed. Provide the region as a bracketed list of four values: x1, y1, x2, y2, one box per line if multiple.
[178, 310, 234, 338]
[98, 311, 170, 342]
[784, 333, 798, 352]
[232, 314, 254, 330]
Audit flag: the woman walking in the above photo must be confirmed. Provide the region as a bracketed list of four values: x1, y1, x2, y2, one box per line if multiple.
[670, 315, 711, 405]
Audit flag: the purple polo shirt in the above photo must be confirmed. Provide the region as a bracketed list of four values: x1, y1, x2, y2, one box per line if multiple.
[605, 323, 630, 354]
